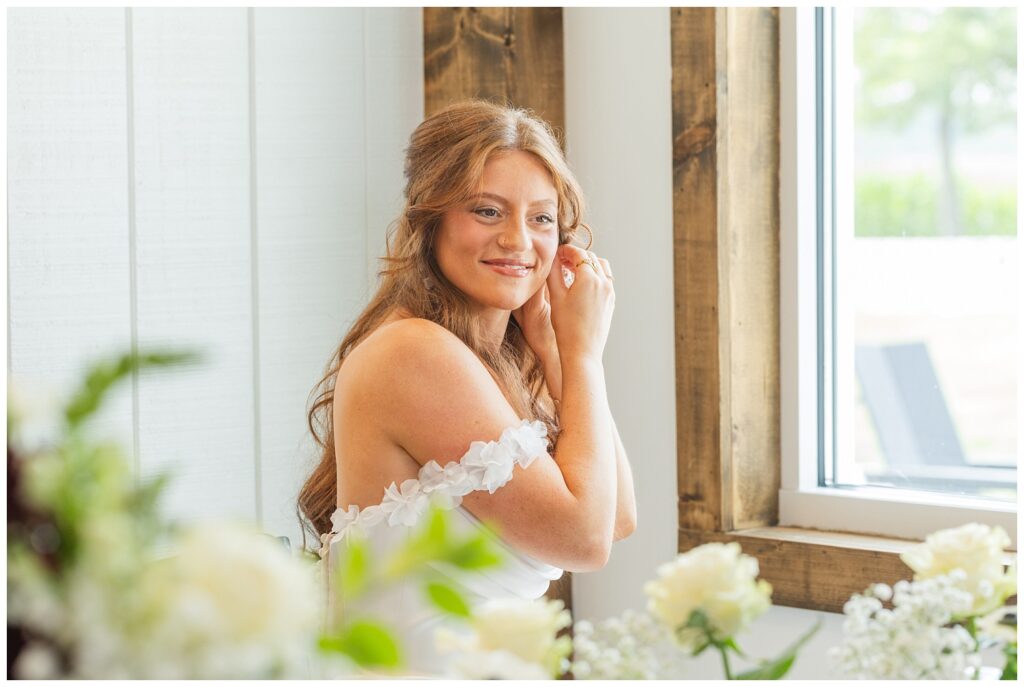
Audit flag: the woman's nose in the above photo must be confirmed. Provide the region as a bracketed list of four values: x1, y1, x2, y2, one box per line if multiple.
[499, 216, 530, 250]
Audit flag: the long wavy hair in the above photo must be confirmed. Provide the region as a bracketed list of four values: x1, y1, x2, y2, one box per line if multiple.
[296, 99, 590, 551]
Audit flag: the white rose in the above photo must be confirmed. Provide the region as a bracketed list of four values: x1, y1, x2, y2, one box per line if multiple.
[137, 520, 320, 678]
[900, 523, 1015, 617]
[643, 542, 771, 651]
[436, 598, 572, 677]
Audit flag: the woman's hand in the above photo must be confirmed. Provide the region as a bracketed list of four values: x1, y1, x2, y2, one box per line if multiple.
[546, 244, 615, 363]
[513, 281, 565, 402]
[513, 282, 560, 369]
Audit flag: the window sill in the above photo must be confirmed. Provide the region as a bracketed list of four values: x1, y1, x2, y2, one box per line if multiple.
[678, 525, 1017, 614]
[779, 486, 1017, 541]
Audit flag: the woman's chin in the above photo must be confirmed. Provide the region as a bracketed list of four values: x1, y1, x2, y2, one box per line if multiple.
[472, 291, 530, 313]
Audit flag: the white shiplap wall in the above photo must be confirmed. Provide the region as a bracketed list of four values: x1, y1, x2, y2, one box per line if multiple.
[7, 7, 424, 548]
[8, 9, 136, 455]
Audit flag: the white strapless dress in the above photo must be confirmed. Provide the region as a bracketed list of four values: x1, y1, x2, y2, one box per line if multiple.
[317, 419, 565, 677]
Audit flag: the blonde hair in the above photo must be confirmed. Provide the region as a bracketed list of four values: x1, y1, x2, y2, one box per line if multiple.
[296, 99, 588, 549]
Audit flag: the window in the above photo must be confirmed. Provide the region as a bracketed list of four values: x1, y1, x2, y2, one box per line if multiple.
[779, 7, 1017, 541]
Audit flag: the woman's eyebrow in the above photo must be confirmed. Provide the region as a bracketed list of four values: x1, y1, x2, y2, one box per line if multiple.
[473, 191, 557, 208]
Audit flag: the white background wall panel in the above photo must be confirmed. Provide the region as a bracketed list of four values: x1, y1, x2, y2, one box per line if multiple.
[8, 8, 424, 544]
[253, 7, 368, 545]
[363, 9, 425, 288]
[564, 7, 679, 621]
[7, 8, 134, 453]
[131, 8, 256, 523]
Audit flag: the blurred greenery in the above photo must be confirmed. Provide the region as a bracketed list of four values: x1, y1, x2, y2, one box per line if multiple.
[855, 173, 1017, 237]
[855, 8, 1017, 236]
[324, 501, 507, 671]
[9, 349, 509, 677]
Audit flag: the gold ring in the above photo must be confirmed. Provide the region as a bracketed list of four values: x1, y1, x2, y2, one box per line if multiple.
[574, 258, 600, 273]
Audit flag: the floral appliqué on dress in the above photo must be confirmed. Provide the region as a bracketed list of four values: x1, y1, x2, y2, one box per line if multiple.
[318, 419, 548, 559]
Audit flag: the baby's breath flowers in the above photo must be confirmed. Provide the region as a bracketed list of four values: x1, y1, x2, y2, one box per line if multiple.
[828, 573, 982, 679]
[570, 608, 689, 679]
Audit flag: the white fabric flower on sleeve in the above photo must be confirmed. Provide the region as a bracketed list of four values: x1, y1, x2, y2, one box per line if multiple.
[357, 504, 385, 528]
[330, 505, 360, 535]
[503, 420, 549, 469]
[441, 461, 476, 497]
[461, 440, 516, 494]
[380, 479, 430, 527]
[418, 461, 448, 493]
[418, 460, 475, 510]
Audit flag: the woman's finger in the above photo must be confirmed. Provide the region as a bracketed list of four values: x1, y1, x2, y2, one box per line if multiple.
[585, 250, 609, 281]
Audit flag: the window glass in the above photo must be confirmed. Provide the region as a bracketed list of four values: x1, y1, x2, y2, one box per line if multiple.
[833, 8, 1017, 501]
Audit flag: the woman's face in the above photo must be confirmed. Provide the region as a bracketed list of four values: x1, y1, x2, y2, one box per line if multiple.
[435, 150, 560, 313]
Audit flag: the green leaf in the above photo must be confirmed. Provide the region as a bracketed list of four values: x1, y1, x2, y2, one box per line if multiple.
[340, 536, 370, 599]
[1001, 642, 1017, 681]
[734, 618, 821, 680]
[423, 505, 448, 548]
[319, 620, 402, 669]
[444, 535, 503, 570]
[65, 350, 200, 429]
[424, 580, 471, 618]
[692, 639, 713, 657]
[721, 635, 747, 658]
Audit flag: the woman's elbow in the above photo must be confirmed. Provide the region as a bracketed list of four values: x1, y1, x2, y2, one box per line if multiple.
[561, 533, 612, 573]
[613, 509, 638, 542]
[582, 539, 612, 572]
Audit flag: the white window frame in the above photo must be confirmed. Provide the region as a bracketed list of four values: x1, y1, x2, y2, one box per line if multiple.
[778, 7, 1017, 542]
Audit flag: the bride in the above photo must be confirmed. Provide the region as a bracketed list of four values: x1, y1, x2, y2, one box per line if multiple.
[297, 99, 636, 674]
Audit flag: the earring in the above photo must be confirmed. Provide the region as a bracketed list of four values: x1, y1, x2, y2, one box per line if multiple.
[577, 223, 594, 251]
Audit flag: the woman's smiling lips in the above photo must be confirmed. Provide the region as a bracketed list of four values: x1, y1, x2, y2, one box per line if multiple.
[481, 259, 534, 277]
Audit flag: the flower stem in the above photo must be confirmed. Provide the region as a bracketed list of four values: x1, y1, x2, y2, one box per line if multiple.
[718, 644, 734, 680]
[965, 616, 981, 680]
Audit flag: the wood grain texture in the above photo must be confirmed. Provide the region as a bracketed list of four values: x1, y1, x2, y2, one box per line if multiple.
[680, 526, 1017, 613]
[672, 7, 725, 532]
[671, 7, 780, 533]
[132, 8, 257, 524]
[679, 527, 914, 613]
[719, 7, 780, 530]
[423, 7, 564, 131]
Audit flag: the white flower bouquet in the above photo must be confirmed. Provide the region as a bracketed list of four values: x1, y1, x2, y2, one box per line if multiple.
[829, 522, 1017, 680]
[435, 597, 573, 679]
[7, 350, 511, 679]
[565, 541, 819, 680]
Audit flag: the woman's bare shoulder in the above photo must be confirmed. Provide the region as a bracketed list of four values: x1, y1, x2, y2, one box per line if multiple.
[350, 318, 518, 450]
[357, 317, 479, 376]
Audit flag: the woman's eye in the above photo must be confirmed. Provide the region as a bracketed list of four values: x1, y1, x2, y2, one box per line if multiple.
[474, 207, 501, 219]
[535, 214, 555, 224]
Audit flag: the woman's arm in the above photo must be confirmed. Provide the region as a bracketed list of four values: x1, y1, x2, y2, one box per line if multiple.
[542, 346, 636, 542]
[609, 414, 637, 541]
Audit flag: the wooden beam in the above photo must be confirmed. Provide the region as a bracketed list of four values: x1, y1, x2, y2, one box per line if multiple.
[423, 7, 564, 132]
[680, 527, 1017, 613]
[672, 7, 780, 534]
